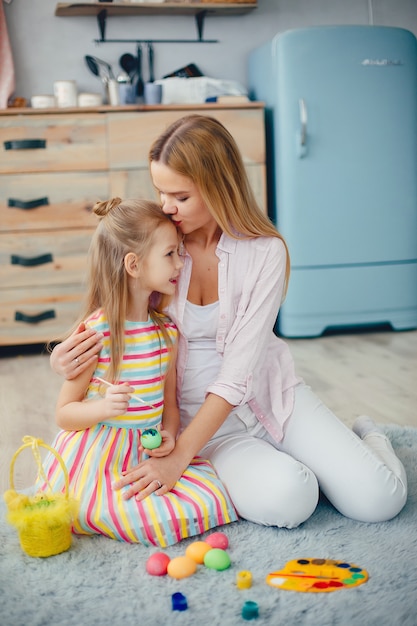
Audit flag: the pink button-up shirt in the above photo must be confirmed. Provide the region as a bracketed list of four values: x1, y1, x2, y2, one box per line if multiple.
[165, 233, 302, 443]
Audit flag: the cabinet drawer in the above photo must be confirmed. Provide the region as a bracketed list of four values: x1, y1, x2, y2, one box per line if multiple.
[109, 169, 157, 200]
[0, 286, 84, 345]
[0, 115, 107, 174]
[0, 230, 92, 288]
[107, 109, 266, 169]
[109, 166, 266, 213]
[0, 171, 104, 232]
[1, 171, 109, 217]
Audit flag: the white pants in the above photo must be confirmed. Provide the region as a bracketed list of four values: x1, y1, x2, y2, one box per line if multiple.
[201, 383, 407, 527]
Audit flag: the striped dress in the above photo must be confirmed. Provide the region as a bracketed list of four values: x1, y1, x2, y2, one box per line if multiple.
[40, 310, 237, 547]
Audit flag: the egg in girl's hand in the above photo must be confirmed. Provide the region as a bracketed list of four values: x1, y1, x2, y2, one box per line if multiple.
[140, 428, 162, 450]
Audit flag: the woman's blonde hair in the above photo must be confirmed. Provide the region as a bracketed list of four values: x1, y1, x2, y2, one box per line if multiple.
[149, 114, 290, 295]
[69, 197, 175, 383]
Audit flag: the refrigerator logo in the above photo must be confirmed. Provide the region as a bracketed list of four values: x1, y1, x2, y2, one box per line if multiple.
[361, 59, 403, 66]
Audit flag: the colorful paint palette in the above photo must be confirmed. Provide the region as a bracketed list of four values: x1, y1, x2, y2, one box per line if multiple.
[266, 558, 369, 593]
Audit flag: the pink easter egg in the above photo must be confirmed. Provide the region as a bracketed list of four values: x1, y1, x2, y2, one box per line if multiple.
[205, 532, 229, 550]
[146, 552, 171, 576]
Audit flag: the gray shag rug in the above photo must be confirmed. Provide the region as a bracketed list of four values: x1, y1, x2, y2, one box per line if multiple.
[1, 425, 416, 626]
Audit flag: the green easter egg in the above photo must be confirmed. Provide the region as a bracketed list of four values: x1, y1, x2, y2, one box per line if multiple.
[203, 548, 231, 571]
[140, 428, 162, 450]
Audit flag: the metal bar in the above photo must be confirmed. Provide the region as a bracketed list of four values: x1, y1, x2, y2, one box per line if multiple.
[94, 38, 218, 44]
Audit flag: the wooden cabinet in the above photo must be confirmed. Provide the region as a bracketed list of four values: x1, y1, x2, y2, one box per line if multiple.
[0, 114, 106, 346]
[107, 107, 266, 202]
[0, 103, 265, 346]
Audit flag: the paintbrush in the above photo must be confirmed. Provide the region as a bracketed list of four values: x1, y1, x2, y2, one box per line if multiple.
[94, 376, 157, 410]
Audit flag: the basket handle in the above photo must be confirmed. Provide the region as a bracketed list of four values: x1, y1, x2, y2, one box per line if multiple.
[9, 436, 70, 498]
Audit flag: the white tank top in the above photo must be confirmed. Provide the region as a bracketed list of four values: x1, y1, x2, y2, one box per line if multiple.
[180, 300, 222, 429]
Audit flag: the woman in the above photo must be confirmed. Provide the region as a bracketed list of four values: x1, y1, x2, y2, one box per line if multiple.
[51, 114, 407, 528]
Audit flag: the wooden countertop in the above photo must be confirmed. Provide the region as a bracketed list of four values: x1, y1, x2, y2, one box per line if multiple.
[1, 102, 264, 116]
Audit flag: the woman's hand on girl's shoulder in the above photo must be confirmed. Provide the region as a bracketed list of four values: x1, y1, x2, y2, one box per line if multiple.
[50, 322, 103, 380]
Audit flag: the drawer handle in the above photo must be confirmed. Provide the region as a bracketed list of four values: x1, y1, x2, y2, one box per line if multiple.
[11, 253, 53, 267]
[15, 310, 56, 324]
[8, 197, 49, 210]
[4, 139, 47, 150]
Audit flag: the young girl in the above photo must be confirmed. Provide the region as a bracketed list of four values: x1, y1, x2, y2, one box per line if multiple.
[39, 197, 237, 547]
[51, 117, 407, 529]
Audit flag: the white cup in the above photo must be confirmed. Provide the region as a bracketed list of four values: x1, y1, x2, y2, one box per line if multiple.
[144, 82, 162, 105]
[107, 79, 120, 106]
[54, 80, 77, 108]
[78, 92, 103, 107]
[31, 95, 56, 109]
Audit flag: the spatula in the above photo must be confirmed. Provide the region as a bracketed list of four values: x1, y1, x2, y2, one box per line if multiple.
[136, 44, 144, 97]
[119, 53, 137, 83]
[147, 43, 155, 83]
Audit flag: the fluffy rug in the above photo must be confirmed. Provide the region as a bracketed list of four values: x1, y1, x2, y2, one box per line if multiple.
[1, 425, 416, 626]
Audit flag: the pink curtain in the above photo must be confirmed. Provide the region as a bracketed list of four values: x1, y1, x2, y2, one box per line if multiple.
[0, 0, 15, 108]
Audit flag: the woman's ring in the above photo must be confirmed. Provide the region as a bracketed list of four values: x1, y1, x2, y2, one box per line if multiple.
[154, 480, 162, 489]
[74, 357, 80, 364]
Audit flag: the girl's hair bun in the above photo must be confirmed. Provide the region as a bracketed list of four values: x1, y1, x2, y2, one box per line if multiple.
[93, 197, 122, 217]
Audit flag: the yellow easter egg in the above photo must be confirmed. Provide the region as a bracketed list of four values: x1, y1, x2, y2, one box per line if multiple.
[167, 556, 197, 579]
[185, 541, 212, 564]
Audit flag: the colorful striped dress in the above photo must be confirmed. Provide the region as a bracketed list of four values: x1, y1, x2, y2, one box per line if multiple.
[40, 310, 237, 547]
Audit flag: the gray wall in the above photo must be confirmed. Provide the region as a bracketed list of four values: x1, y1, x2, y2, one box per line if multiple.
[4, 0, 417, 102]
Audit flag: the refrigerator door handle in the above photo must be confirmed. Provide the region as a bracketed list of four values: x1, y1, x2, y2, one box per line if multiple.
[297, 98, 308, 157]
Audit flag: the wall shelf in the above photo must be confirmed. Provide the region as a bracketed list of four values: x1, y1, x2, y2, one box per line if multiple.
[55, 2, 258, 43]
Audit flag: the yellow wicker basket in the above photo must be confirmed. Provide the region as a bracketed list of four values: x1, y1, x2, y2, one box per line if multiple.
[3, 436, 77, 558]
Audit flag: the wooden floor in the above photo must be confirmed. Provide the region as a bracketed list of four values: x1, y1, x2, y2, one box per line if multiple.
[1, 329, 416, 494]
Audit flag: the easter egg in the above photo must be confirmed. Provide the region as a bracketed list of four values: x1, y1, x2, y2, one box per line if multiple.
[203, 548, 231, 571]
[185, 541, 212, 564]
[146, 552, 171, 576]
[167, 556, 197, 579]
[205, 531, 229, 550]
[140, 428, 162, 450]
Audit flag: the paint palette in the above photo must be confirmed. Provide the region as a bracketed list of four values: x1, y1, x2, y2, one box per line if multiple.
[266, 558, 369, 593]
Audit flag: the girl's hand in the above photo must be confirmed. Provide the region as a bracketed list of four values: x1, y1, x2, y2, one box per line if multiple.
[51, 322, 103, 379]
[141, 429, 176, 458]
[112, 453, 186, 501]
[101, 383, 134, 419]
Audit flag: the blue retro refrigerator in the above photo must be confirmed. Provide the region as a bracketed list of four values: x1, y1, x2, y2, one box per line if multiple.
[248, 26, 417, 337]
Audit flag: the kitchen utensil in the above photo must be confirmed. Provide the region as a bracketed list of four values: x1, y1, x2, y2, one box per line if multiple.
[84, 55, 118, 106]
[119, 53, 137, 82]
[85, 55, 115, 82]
[136, 44, 144, 97]
[147, 42, 154, 83]
[85, 55, 101, 79]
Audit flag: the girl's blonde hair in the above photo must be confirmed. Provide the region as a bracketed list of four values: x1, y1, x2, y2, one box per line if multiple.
[149, 114, 290, 295]
[69, 197, 175, 383]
